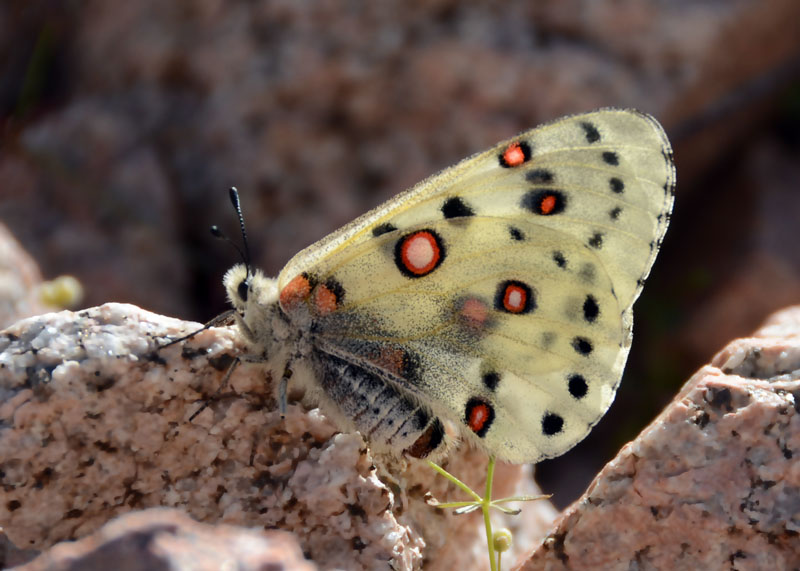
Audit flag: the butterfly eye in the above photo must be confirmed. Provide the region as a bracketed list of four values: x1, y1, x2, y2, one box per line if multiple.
[237, 279, 249, 302]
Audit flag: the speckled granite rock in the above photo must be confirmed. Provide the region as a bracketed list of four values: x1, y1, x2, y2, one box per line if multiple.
[520, 306, 800, 570]
[0, 302, 555, 570]
[13, 508, 315, 571]
[2, 249, 800, 569]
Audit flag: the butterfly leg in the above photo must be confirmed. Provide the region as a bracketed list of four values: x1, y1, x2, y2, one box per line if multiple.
[158, 309, 237, 349]
[278, 366, 291, 419]
[276, 351, 310, 419]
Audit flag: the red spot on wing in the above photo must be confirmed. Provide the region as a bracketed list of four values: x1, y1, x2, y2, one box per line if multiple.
[502, 142, 527, 167]
[503, 284, 528, 313]
[467, 401, 492, 435]
[400, 231, 441, 276]
[494, 280, 534, 315]
[279, 274, 312, 310]
[539, 194, 557, 215]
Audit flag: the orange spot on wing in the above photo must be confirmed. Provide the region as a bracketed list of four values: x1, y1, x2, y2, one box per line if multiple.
[502, 142, 526, 167]
[279, 274, 312, 310]
[313, 284, 339, 315]
[460, 298, 489, 330]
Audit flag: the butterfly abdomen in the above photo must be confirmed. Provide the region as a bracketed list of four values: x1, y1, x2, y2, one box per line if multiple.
[316, 352, 446, 459]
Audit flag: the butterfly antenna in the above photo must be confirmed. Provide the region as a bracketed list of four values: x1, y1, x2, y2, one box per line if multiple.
[228, 187, 253, 274]
[209, 187, 253, 275]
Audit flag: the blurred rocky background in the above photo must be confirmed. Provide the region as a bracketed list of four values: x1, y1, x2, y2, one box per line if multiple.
[1, 0, 799, 508]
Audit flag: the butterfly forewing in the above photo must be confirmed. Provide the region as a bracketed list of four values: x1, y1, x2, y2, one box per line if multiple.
[275, 109, 674, 464]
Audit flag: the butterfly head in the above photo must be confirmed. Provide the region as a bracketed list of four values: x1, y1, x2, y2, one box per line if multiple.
[223, 263, 281, 342]
[223, 263, 261, 307]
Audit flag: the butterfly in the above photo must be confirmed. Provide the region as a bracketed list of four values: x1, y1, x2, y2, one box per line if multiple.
[214, 109, 674, 465]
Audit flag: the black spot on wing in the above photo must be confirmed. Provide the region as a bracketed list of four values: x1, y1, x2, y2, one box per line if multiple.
[583, 295, 599, 323]
[602, 151, 619, 166]
[572, 337, 593, 356]
[542, 412, 564, 436]
[323, 277, 346, 304]
[580, 121, 601, 143]
[526, 169, 554, 184]
[441, 197, 475, 219]
[609, 177, 624, 193]
[568, 374, 588, 399]
[482, 372, 500, 391]
[372, 223, 397, 237]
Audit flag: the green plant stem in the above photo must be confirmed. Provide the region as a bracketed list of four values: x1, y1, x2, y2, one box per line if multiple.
[483, 456, 498, 571]
[427, 457, 550, 571]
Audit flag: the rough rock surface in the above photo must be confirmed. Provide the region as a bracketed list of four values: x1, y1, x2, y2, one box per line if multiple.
[3, 222, 800, 569]
[0, 302, 555, 570]
[5, 306, 800, 569]
[2, 219, 800, 569]
[14, 508, 315, 571]
[3, 0, 800, 508]
[520, 306, 800, 570]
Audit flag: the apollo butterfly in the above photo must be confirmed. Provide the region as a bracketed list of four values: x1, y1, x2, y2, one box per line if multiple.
[215, 109, 674, 464]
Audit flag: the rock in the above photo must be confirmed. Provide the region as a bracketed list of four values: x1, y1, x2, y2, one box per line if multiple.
[0, 302, 555, 570]
[520, 306, 800, 570]
[13, 508, 315, 571]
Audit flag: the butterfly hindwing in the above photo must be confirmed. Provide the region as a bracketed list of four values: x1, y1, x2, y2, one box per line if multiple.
[275, 109, 674, 463]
